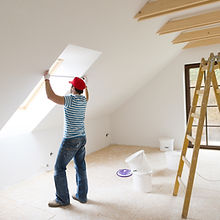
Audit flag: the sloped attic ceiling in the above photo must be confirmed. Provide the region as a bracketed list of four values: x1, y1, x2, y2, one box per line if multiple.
[0, 0, 220, 130]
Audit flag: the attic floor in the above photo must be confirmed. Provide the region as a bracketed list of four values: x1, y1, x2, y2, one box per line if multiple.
[0, 145, 220, 220]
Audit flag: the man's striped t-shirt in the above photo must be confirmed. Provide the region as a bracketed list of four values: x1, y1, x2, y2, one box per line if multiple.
[64, 94, 87, 138]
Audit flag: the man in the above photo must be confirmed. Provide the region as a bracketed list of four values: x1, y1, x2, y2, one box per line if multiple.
[43, 70, 89, 207]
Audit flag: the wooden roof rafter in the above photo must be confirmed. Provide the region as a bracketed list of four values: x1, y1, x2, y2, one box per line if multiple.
[183, 36, 220, 48]
[173, 26, 220, 44]
[157, 9, 220, 34]
[134, 0, 220, 49]
[135, 0, 220, 21]
[158, 9, 220, 48]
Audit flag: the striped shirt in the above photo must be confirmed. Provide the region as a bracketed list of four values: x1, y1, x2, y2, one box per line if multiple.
[64, 94, 87, 138]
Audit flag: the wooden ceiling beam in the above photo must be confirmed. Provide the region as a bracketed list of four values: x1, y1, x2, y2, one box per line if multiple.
[183, 36, 220, 49]
[135, 0, 220, 20]
[158, 10, 220, 34]
[173, 26, 220, 43]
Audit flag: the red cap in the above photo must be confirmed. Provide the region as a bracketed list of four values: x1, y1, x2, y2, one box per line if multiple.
[69, 77, 86, 90]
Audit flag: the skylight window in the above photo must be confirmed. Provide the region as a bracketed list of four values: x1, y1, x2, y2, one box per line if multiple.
[0, 44, 101, 138]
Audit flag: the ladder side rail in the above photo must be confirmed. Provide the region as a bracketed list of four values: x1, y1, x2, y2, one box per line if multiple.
[211, 70, 220, 112]
[211, 52, 220, 112]
[173, 58, 206, 196]
[218, 52, 220, 69]
[182, 53, 215, 219]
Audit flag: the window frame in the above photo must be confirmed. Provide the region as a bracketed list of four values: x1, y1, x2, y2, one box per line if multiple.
[185, 63, 220, 150]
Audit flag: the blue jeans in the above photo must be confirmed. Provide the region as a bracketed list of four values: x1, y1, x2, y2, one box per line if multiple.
[54, 136, 88, 205]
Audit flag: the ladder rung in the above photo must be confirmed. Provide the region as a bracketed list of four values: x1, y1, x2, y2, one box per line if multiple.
[201, 64, 219, 71]
[196, 90, 204, 95]
[191, 113, 200, 119]
[182, 156, 191, 168]
[186, 135, 195, 144]
[178, 176, 186, 191]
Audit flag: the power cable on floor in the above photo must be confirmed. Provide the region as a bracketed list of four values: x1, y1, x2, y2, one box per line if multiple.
[196, 170, 220, 182]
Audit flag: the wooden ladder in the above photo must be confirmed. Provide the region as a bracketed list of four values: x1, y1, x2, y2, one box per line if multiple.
[173, 52, 220, 219]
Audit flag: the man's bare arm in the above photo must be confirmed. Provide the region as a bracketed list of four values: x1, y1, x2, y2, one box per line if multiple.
[85, 87, 89, 102]
[44, 70, 64, 105]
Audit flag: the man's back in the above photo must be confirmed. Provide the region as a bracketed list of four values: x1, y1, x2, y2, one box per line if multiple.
[64, 94, 87, 138]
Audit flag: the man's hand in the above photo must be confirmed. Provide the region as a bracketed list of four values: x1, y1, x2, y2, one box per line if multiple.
[44, 70, 50, 80]
[82, 76, 88, 86]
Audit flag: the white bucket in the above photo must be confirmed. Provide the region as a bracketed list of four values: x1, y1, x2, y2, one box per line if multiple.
[132, 171, 152, 193]
[125, 150, 151, 173]
[159, 137, 174, 151]
[165, 150, 181, 170]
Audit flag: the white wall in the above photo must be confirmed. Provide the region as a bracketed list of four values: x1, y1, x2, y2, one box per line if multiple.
[0, 115, 111, 189]
[34, 104, 112, 155]
[111, 46, 220, 149]
[0, 129, 59, 189]
[85, 116, 111, 154]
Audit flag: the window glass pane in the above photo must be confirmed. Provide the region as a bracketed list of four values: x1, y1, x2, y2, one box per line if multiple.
[190, 68, 205, 87]
[207, 107, 220, 125]
[192, 107, 200, 126]
[190, 88, 203, 106]
[192, 107, 207, 126]
[192, 126, 206, 145]
[208, 127, 220, 146]
[215, 69, 220, 85]
[190, 86, 217, 106]
[208, 87, 217, 106]
[189, 68, 199, 87]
